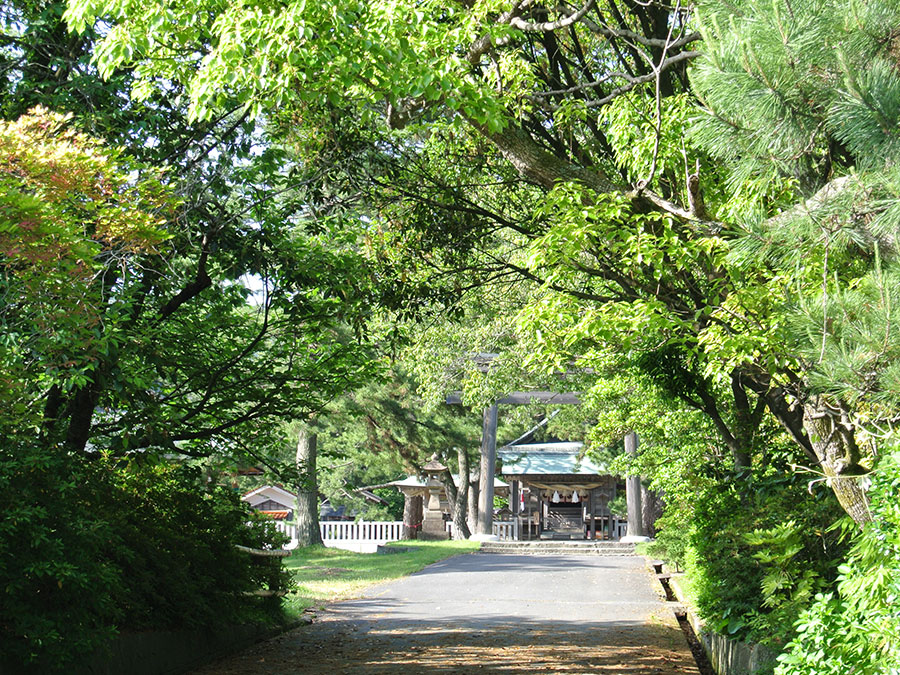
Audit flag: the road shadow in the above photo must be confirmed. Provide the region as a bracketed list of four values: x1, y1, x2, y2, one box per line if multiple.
[192, 611, 697, 674]
[409, 553, 630, 576]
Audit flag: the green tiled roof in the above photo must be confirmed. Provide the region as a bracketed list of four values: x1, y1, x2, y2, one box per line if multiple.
[499, 442, 606, 475]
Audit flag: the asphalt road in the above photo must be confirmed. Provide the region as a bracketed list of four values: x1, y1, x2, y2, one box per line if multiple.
[191, 553, 699, 674]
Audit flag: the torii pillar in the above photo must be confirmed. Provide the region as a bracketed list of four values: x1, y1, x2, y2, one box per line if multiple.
[475, 404, 499, 538]
[621, 430, 651, 543]
[447, 391, 581, 541]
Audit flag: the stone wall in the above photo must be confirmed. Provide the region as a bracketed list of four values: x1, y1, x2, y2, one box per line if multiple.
[668, 574, 777, 675]
[78, 624, 280, 675]
[2, 621, 305, 675]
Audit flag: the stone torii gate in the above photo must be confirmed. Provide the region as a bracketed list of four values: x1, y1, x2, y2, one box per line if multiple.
[447, 391, 646, 541]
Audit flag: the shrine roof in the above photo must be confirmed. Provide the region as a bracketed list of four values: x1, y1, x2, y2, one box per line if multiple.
[499, 442, 607, 476]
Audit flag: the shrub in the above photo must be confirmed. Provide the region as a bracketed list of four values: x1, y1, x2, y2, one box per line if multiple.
[646, 509, 691, 570]
[775, 450, 900, 675]
[0, 443, 290, 672]
[686, 467, 846, 649]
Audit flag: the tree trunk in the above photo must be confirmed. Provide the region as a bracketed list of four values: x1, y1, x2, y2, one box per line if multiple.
[624, 431, 644, 538]
[467, 476, 480, 535]
[440, 453, 471, 540]
[803, 402, 872, 526]
[451, 447, 471, 539]
[295, 428, 323, 546]
[476, 404, 498, 535]
[64, 379, 103, 452]
[402, 494, 422, 540]
[749, 379, 871, 526]
[729, 371, 763, 471]
[641, 486, 663, 537]
[468, 116, 618, 195]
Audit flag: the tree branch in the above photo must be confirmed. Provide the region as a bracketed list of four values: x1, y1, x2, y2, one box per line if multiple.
[509, 0, 596, 33]
[157, 232, 213, 320]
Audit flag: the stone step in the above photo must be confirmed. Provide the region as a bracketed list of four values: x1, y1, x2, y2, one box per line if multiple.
[479, 541, 636, 556]
[479, 548, 636, 556]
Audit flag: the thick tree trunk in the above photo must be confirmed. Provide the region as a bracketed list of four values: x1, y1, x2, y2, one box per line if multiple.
[476, 404, 498, 535]
[641, 486, 663, 537]
[440, 452, 472, 540]
[402, 494, 422, 540]
[40, 385, 64, 445]
[472, 118, 618, 194]
[64, 378, 104, 452]
[747, 378, 871, 525]
[295, 429, 323, 546]
[729, 371, 764, 471]
[803, 402, 872, 526]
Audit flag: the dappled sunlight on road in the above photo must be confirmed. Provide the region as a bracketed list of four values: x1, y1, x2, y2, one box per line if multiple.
[191, 555, 698, 674]
[192, 617, 696, 674]
[357, 623, 694, 673]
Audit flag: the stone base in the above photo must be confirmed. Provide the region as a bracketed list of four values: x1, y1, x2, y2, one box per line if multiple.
[418, 531, 450, 541]
[620, 535, 652, 543]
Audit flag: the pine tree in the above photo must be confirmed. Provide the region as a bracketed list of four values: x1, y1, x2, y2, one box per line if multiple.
[690, 0, 900, 522]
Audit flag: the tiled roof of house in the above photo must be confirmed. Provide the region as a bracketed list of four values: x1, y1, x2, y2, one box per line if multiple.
[242, 484, 298, 500]
[258, 510, 289, 520]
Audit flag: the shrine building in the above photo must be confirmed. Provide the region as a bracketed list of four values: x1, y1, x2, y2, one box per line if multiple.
[499, 442, 626, 541]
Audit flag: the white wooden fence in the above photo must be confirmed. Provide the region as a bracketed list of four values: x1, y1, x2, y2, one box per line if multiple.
[273, 520, 404, 552]
[320, 520, 404, 546]
[271, 517, 628, 550]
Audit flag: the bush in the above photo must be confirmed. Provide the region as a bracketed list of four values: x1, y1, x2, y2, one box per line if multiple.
[775, 450, 900, 675]
[685, 467, 846, 649]
[646, 510, 691, 570]
[0, 443, 290, 672]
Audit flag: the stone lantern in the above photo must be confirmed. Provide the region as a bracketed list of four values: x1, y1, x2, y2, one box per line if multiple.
[420, 454, 450, 540]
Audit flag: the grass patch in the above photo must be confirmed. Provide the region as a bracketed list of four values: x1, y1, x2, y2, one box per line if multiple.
[283, 540, 479, 615]
[635, 541, 654, 557]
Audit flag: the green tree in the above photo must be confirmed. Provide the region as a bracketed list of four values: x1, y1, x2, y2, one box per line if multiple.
[686, 0, 900, 523]
[0, 108, 295, 671]
[63, 0, 900, 529]
[317, 366, 486, 539]
[0, 107, 171, 437]
[3, 0, 382, 463]
[774, 449, 900, 674]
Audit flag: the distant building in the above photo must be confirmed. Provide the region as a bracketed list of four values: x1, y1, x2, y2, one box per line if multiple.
[242, 485, 386, 522]
[242, 485, 297, 520]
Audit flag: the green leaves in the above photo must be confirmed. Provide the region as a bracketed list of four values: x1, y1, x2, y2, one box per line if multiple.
[0, 446, 291, 669]
[775, 449, 900, 674]
[0, 108, 172, 433]
[65, 0, 508, 129]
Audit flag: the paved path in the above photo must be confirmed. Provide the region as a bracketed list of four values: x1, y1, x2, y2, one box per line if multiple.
[192, 554, 699, 674]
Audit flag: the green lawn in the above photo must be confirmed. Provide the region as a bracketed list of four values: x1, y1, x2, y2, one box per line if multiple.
[282, 540, 480, 615]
